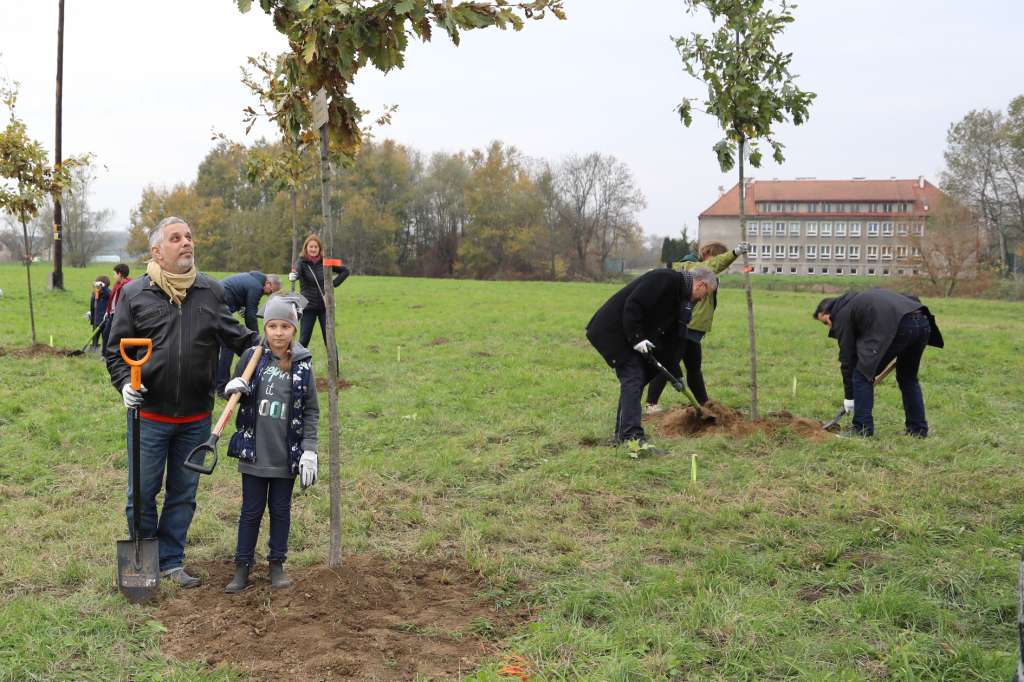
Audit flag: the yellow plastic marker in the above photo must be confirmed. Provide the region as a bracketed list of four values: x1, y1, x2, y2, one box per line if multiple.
[397, 346, 401, 363]
[49, 334, 53, 347]
[792, 376, 797, 397]
[691, 454, 697, 483]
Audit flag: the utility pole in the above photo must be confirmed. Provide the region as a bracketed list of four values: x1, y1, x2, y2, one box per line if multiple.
[50, 0, 65, 290]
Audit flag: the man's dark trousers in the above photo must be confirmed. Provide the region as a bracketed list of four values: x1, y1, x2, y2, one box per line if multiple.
[851, 312, 931, 437]
[614, 355, 647, 443]
[215, 336, 234, 394]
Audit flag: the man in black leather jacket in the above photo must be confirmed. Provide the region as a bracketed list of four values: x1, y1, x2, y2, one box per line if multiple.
[106, 217, 260, 587]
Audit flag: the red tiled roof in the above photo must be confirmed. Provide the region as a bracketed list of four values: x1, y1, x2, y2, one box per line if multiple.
[700, 179, 945, 219]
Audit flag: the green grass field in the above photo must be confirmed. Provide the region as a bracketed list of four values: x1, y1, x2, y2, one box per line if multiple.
[1, 261, 1023, 681]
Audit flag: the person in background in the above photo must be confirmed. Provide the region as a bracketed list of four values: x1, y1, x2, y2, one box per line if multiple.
[102, 264, 133, 355]
[85, 276, 111, 351]
[216, 271, 282, 398]
[645, 241, 749, 413]
[289, 234, 348, 377]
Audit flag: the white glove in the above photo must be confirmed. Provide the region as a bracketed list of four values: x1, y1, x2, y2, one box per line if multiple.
[843, 399, 855, 413]
[633, 340, 655, 354]
[122, 383, 148, 409]
[299, 450, 318, 489]
[85, 311, 92, 323]
[288, 271, 299, 282]
[734, 242, 751, 256]
[224, 377, 251, 395]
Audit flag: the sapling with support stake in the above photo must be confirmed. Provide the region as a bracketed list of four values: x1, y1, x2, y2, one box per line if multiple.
[674, 0, 816, 422]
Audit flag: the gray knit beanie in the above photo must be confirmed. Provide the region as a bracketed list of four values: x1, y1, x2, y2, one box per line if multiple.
[257, 291, 308, 329]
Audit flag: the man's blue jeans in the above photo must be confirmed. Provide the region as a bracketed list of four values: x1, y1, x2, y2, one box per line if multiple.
[215, 335, 235, 394]
[126, 413, 211, 571]
[614, 355, 647, 443]
[851, 313, 931, 437]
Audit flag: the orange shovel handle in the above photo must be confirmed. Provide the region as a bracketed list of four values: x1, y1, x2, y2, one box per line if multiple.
[119, 339, 153, 391]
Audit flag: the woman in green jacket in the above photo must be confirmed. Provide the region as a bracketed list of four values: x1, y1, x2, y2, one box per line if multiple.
[645, 240, 749, 413]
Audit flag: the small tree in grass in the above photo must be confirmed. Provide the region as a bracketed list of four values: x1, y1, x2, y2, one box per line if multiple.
[0, 79, 89, 345]
[237, 0, 565, 566]
[674, 0, 815, 421]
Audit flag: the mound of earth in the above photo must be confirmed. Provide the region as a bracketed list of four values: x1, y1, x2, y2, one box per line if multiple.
[155, 555, 530, 681]
[645, 399, 830, 442]
[0, 344, 75, 358]
[315, 377, 353, 391]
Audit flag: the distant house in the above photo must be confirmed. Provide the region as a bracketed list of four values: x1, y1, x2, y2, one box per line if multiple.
[698, 177, 946, 277]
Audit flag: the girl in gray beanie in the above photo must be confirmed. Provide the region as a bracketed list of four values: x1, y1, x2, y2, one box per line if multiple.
[223, 292, 321, 593]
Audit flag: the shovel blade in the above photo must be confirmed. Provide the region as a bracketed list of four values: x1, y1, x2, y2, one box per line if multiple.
[87, 344, 102, 355]
[117, 538, 160, 603]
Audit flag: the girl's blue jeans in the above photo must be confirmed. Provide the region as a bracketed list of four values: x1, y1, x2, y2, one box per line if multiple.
[234, 474, 295, 566]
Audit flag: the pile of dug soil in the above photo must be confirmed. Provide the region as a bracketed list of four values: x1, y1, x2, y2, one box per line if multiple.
[645, 399, 830, 442]
[0, 344, 75, 358]
[315, 377, 353, 391]
[156, 555, 530, 681]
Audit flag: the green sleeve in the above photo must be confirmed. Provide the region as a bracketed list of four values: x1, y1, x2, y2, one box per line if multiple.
[703, 250, 738, 274]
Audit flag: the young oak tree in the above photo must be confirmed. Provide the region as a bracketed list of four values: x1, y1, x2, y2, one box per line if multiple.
[674, 0, 815, 422]
[237, 0, 565, 566]
[0, 79, 89, 345]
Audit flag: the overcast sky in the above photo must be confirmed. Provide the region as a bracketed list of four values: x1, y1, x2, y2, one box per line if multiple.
[2, 0, 1022, 245]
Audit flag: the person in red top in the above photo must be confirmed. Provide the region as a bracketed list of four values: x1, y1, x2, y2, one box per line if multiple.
[101, 263, 132, 355]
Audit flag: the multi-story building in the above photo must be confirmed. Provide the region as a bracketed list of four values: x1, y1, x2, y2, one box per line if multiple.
[697, 177, 944, 276]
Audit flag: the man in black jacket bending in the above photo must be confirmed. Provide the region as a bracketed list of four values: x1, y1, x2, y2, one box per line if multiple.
[106, 217, 260, 587]
[814, 288, 943, 437]
[586, 265, 717, 453]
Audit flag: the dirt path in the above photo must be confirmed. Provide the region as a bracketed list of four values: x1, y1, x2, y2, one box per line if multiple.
[155, 555, 530, 681]
[645, 399, 831, 442]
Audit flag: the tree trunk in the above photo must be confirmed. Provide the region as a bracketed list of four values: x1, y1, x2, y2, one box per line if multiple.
[20, 214, 38, 345]
[738, 138, 758, 422]
[291, 190, 298, 291]
[318, 125, 343, 568]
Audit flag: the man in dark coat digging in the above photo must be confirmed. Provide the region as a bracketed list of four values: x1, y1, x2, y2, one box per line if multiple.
[814, 287, 943, 437]
[216, 271, 281, 397]
[586, 265, 718, 454]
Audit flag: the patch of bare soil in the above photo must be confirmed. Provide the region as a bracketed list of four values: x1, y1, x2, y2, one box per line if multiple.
[314, 377, 353, 392]
[409, 305, 423, 309]
[156, 556, 531, 681]
[472, 351, 491, 357]
[428, 337, 451, 346]
[797, 582, 863, 604]
[0, 344, 75, 358]
[367, 345, 381, 354]
[645, 400, 832, 442]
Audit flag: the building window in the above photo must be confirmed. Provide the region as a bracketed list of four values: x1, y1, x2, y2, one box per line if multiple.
[761, 267, 769, 274]
[790, 222, 800, 236]
[868, 268, 876, 275]
[747, 221, 758, 236]
[867, 245, 878, 260]
[849, 246, 860, 260]
[881, 246, 893, 260]
[775, 266, 783, 274]
[762, 222, 772, 236]
[789, 203, 799, 212]
[900, 202, 910, 212]
[836, 222, 847, 237]
[912, 269, 919, 275]
[807, 267, 815, 274]
[761, 245, 771, 259]
[896, 268, 905, 275]
[790, 267, 798, 274]
[868, 223, 879, 236]
[749, 245, 757, 259]
[789, 245, 800, 259]
[882, 222, 894, 236]
[806, 245, 817, 259]
[882, 203, 894, 212]
[897, 223, 908, 235]
[835, 203, 845, 213]
[850, 267, 858, 275]
[912, 224, 923, 236]
[808, 203, 818, 213]
[757, 202, 769, 213]
[821, 222, 832, 236]
[896, 246, 907, 260]
[850, 203, 861, 212]
[820, 245, 831, 260]
[775, 244, 786, 259]
[868, 203, 878, 213]
[850, 222, 861, 237]
[821, 267, 829, 275]
[776, 222, 786, 235]
[823, 203, 832, 213]
[836, 268, 844, 275]
[911, 247, 921, 259]
[775, 203, 784, 212]
[834, 245, 846, 260]
[806, 222, 818, 236]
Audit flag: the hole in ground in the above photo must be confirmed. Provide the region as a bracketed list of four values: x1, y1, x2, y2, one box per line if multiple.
[645, 400, 832, 442]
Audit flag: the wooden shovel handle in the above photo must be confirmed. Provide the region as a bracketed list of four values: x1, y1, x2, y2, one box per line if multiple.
[213, 345, 264, 436]
[873, 360, 896, 387]
[119, 339, 153, 390]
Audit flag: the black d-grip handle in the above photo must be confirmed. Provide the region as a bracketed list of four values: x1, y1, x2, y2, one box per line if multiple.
[183, 434, 219, 475]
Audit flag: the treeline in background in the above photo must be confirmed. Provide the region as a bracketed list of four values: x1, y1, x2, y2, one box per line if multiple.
[123, 139, 668, 280]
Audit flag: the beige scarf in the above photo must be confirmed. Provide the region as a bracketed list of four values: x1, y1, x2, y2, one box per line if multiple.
[146, 259, 196, 307]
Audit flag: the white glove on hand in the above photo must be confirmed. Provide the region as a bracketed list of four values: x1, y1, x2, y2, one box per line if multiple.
[122, 383, 147, 409]
[85, 311, 92, 323]
[299, 450, 318, 490]
[844, 399, 855, 413]
[633, 340, 655, 354]
[288, 271, 299, 282]
[734, 242, 751, 256]
[224, 377, 251, 396]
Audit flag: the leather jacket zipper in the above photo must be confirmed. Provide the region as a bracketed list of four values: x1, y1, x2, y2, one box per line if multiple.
[175, 305, 182, 412]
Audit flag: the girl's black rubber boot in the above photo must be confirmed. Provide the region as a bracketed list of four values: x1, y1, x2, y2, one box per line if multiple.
[268, 559, 291, 589]
[225, 562, 251, 593]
